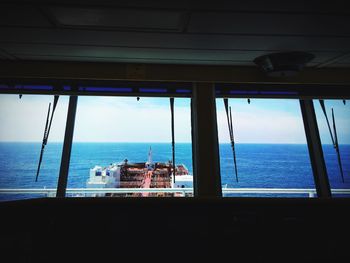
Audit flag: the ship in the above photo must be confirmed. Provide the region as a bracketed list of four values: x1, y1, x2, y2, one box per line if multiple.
[86, 147, 193, 197]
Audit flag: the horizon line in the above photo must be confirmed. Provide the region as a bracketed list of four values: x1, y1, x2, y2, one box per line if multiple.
[0, 141, 348, 145]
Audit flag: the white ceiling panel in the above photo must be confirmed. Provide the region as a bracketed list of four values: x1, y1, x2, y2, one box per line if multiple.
[11, 54, 322, 68]
[0, 47, 16, 60]
[316, 64, 350, 68]
[11, 54, 258, 65]
[188, 12, 350, 36]
[1, 28, 350, 53]
[48, 6, 185, 31]
[0, 5, 52, 27]
[0, 43, 340, 64]
[337, 54, 350, 63]
[7, 0, 350, 13]
[0, 1, 349, 68]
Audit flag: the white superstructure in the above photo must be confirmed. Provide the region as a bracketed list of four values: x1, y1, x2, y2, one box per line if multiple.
[87, 164, 121, 188]
[173, 174, 193, 188]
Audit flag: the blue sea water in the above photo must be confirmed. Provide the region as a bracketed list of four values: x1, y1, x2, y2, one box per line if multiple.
[0, 142, 349, 200]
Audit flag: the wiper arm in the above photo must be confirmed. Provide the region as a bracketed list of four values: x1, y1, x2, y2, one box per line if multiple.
[332, 108, 345, 183]
[319, 100, 345, 183]
[35, 95, 59, 182]
[223, 98, 238, 182]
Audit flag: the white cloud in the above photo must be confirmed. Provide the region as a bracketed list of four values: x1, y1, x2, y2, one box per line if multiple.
[73, 98, 191, 142]
[0, 95, 192, 143]
[0, 95, 68, 142]
[314, 102, 350, 145]
[217, 107, 307, 144]
[1, 95, 348, 144]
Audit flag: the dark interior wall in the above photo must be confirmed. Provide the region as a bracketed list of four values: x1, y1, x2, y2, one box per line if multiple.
[1, 197, 350, 262]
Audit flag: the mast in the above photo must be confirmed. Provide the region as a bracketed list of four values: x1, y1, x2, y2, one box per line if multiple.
[170, 97, 175, 183]
[148, 146, 152, 164]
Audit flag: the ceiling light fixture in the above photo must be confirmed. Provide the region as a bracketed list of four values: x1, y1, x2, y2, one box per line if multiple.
[253, 51, 315, 77]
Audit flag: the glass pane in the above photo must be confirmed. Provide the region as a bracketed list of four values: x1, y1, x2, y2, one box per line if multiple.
[0, 94, 69, 201]
[216, 98, 315, 197]
[67, 96, 193, 197]
[314, 100, 350, 197]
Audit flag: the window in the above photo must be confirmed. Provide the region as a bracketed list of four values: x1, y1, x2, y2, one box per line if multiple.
[1, 83, 346, 200]
[314, 99, 350, 197]
[216, 98, 315, 197]
[67, 96, 193, 197]
[0, 94, 68, 201]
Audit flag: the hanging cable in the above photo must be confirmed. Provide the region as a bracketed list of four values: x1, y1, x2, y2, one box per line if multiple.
[170, 97, 176, 184]
[35, 95, 59, 182]
[223, 98, 238, 182]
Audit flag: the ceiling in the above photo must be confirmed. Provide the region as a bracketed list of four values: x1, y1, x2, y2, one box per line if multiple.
[1, 0, 350, 68]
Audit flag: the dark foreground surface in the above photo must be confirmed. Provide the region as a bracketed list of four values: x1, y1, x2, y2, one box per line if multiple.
[1, 197, 350, 262]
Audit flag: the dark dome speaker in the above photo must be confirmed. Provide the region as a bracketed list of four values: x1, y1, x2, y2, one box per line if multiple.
[253, 51, 315, 77]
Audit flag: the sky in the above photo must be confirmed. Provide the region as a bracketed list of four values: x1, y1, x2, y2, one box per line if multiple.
[0, 94, 349, 144]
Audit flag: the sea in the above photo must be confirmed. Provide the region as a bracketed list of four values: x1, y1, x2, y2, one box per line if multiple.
[0, 142, 349, 200]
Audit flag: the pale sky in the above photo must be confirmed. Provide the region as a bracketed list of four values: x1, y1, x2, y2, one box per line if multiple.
[0, 94, 349, 144]
[217, 98, 350, 144]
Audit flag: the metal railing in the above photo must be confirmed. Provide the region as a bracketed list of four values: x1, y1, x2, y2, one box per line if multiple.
[0, 188, 193, 197]
[1, 188, 350, 198]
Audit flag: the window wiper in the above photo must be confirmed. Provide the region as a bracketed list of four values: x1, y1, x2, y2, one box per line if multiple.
[223, 98, 238, 182]
[319, 100, 344, 183]
[35, 95, 59, 182]
[319, 100, 335, 145]
[331, 108, 345, 183]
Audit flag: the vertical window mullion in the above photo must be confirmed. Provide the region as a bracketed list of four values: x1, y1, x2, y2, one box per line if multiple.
[56, 95, 78, 197]
[191, 82, 222, 197]
[300, 99, 331, 198]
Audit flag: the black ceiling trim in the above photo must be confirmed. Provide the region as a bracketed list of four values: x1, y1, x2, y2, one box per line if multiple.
[216, 83, 350, 99]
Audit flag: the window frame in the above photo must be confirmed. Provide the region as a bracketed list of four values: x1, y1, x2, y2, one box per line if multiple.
[1, 78, 349, 198]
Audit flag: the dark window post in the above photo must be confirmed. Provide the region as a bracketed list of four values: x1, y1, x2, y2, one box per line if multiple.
[191, 83, 222, 197]
[300, 99, 331, 198]
[56, 95, 78, 197]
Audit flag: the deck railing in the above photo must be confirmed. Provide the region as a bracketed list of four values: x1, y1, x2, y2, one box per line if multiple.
[1, 188, 350, 198]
